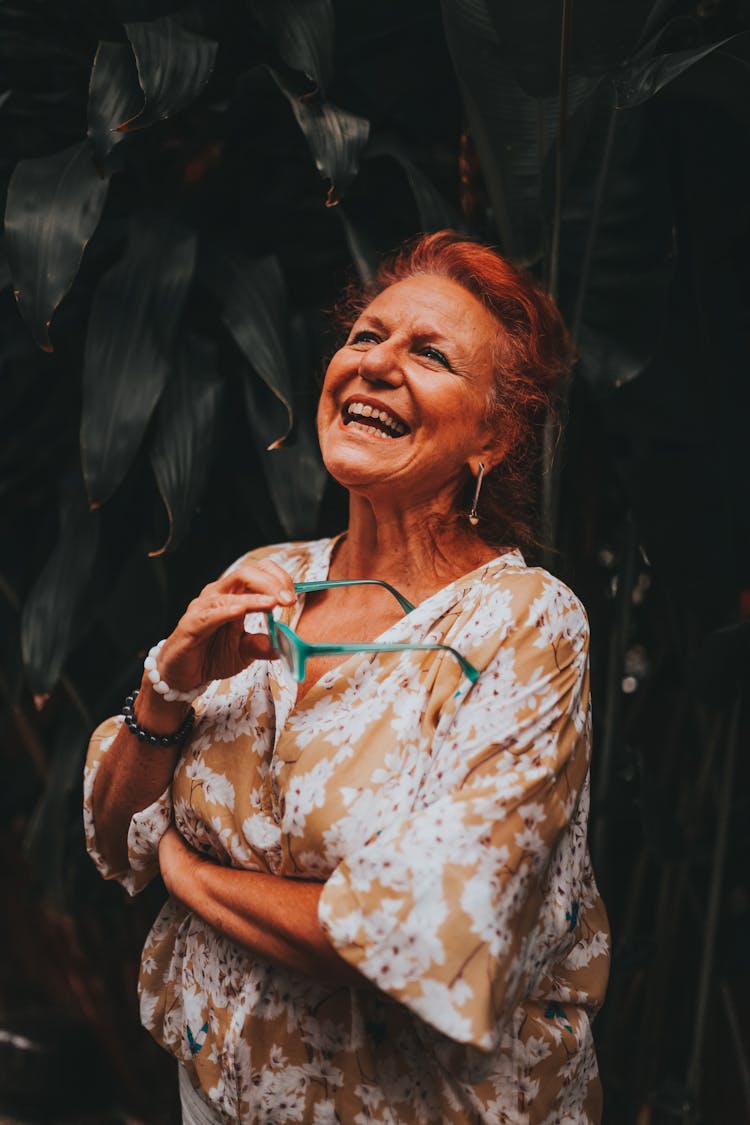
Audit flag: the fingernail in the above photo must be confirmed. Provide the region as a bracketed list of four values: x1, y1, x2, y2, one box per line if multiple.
[279, 591, 295, 605]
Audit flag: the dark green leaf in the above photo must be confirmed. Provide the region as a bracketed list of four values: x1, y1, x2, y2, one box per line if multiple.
[337, 207, 378, 284]
[365, 136, 458, 232]
[444, 0, 678, 388]
[149, 334, 223, 556]
[241, 312, 327, 538]
[269, 70, 370, 205]
[244, 402, 327, 540]
[81, 216, 197, 507]
[615, 32, 750, 110]
[20, 476, 99, 695]
[87, 40, 144, 161]
[251, 0, 335, 90]
[98, 549, 165, 659]
[123, 16, 218, 128]
[201, 247, 293, 446]
[482, 0, 656, 97]
[24, 711, 89, 908]
[4, 141, 110, 350]
[0, 235, 11, 291]
[444, 0, 599, 262]
[0, 563, 22, 703]
[559, 85, 674, 391]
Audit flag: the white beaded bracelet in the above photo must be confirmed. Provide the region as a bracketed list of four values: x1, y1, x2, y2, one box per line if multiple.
[144, 639, 206, 704]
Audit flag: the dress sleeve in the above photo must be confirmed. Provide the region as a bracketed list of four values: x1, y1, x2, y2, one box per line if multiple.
[83, 715, 172, 896]
[82, 542, 301, 895]
[318, 575, 592, 1051]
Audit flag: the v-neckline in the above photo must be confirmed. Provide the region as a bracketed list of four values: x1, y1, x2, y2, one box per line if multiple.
[271, 536, 524, 718]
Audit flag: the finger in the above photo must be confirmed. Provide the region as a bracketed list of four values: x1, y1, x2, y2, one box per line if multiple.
[218, 559, 296, 604]
[211, 566, 281, 599]
[252, 559, 297, 603]
[182, 592, 280, 638]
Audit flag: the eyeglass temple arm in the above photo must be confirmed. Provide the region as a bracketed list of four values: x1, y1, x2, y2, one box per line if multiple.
[294, 579, 415, 615]
[296, 639, 479, 684]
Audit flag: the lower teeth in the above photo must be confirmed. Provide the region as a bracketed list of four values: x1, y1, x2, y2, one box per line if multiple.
[347, 420, 397, 439]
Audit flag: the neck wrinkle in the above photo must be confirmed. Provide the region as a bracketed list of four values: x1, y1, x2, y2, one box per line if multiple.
[331, 492, 497, 599]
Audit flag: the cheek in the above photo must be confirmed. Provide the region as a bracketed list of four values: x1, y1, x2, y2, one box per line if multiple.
[317, 366, 338, 423]
[316, 378, 344, 454]
[316, 398, 331, 451]
[320, 351, 349, 404]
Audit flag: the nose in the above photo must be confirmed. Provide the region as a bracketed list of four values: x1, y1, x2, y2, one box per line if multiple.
[358, 339, 404, 387]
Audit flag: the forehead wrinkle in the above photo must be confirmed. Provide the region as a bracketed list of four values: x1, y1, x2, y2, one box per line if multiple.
[358, 305, 475, 341]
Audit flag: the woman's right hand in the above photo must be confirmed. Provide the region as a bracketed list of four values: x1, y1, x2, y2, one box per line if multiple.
[148, 558, 296, 698]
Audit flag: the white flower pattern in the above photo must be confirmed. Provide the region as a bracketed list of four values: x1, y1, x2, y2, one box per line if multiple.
[83, 536, 609, 1123]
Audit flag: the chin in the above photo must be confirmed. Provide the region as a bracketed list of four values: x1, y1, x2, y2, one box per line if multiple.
[322, 450, 381, 491]
[321, 425, 395, 471]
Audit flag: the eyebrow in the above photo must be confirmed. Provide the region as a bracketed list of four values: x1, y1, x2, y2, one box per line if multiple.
[351, 313, 388, 334]
[353, 313, 456, 350]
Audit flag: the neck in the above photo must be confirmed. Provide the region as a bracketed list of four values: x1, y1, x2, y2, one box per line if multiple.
[331, 491, 496, 598]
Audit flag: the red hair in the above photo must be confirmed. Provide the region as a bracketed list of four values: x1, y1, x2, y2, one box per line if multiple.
[332, 231, 575, 555]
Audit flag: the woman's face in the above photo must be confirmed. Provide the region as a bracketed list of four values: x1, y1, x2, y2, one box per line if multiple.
[317, 274, 502, 509]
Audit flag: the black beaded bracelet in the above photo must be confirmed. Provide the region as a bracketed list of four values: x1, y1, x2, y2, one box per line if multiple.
[122, 690, 196, 747]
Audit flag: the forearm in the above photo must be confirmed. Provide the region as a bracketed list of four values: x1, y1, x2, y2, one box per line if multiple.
[91, 679, 188, 872]
[166, 844, 366, 986]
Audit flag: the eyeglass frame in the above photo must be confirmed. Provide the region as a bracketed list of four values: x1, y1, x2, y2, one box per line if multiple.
[265, 579, 479, 684]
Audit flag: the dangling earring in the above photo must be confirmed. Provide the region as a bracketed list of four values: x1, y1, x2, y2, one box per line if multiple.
[468, 462, 485, 526]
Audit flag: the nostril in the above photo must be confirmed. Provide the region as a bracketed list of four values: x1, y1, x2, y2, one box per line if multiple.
[360, 361, 403, 386]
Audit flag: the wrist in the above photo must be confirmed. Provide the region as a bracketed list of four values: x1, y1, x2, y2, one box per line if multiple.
[124, 689, 195, 747]
[144, 639, 207, 703]
[135, 675, 192, 734]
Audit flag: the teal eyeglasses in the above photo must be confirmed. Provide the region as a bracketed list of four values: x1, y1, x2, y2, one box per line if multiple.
[266, 579, 479, 684]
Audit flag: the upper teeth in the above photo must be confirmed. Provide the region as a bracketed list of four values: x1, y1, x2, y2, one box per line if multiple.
[345, 402, 407, 435]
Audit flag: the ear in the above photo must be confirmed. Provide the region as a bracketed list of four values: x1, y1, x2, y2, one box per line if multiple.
[469, 431, 508, 477]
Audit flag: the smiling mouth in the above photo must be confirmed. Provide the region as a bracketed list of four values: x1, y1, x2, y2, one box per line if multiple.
[342, 401, 410, 439]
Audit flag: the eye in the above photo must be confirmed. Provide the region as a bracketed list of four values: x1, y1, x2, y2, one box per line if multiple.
[350, 329, 381, 345]
[421, 345, 450, 369]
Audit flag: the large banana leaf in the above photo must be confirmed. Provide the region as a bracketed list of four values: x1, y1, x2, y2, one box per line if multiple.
[337, 136, 457, 285]
[364, 135, 458, 232]
[268, 69, 370, 205]
[337, 207, 378, 284]
[80, 215, 197, 507]
[556, 82, 674, 390]
[566, 29, 750, 389]
[441, 0, 743, 393]
[87, 40, 143, 161]
[20, 476, 99, 696]
[442, 0, 600, 264]
[241, 310, 328, 539]
[0, 236, 9, 292]
[149, 334, 223, 556]
[23, 712, 90, 908]
[615, 30, 750, 110]
[250, 0, 335, 91]
[483, 0, 656, 96]
[4, 140, 110, 350]
[200, 246, 294, 447]
[122, 16, 218, 128]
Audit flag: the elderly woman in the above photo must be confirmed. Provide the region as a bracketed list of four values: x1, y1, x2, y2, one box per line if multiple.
[85, 231, 610, 1124]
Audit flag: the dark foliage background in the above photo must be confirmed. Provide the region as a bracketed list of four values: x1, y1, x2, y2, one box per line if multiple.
[1, 1, 749, 1122]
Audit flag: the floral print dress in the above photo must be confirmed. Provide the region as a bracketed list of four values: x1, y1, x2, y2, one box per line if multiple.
[84, 536, 610, 1125]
